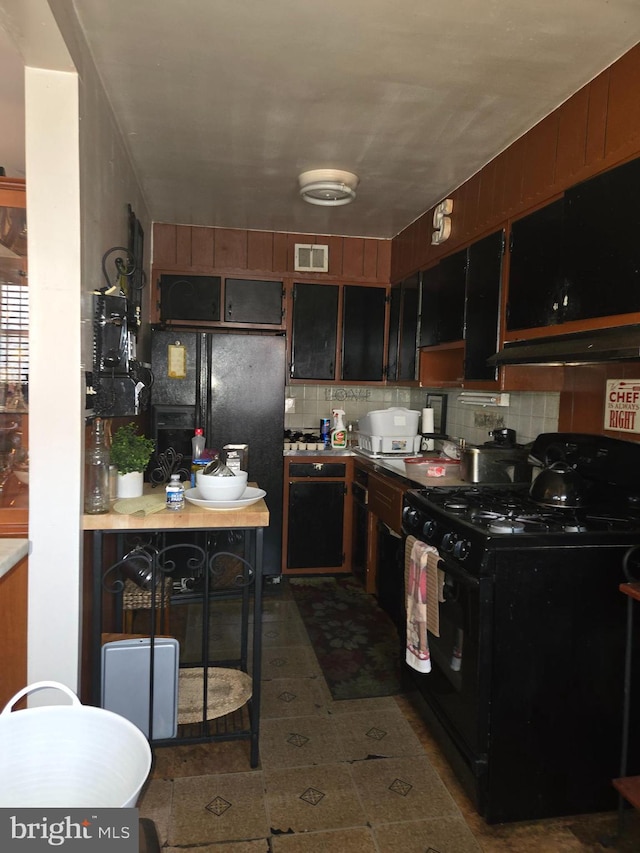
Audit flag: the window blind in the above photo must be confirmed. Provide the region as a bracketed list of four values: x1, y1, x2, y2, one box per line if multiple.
[0, 275, 29, 384]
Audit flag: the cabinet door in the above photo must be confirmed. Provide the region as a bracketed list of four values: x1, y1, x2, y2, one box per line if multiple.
[290, 283, 339, 380]
[386, 285, 401, 381]
[506, 199, 565, 331]
[398, 274, 420, 380]
[224, 279, 283, 325]
[341, 285, 386, 381]
[287, 481, 345, 569]
[387, 274, 420, 381]
[564, 156, 640, 321]
[464, 230, 503, 381]
[159, 275, 221, 322]
[420, 250, 466, 346]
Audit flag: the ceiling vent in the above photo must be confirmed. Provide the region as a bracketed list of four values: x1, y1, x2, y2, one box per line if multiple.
[294, 243, 329, 273]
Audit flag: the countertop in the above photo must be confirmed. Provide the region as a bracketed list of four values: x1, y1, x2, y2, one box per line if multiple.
[0, 537, 29, 580]
[82, 483, 269, 531]
[284, 448, 466, 489]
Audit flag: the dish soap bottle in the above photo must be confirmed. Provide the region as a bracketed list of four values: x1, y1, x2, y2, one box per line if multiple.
[331, 409, 347, 449]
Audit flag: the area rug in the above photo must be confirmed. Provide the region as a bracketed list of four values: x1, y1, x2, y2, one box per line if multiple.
[289, 575, 406, 701]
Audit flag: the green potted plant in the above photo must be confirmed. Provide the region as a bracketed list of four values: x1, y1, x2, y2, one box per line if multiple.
[110, 422, 155, 498]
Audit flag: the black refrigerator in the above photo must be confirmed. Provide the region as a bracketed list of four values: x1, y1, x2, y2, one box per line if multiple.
[150, 328, 285, 575]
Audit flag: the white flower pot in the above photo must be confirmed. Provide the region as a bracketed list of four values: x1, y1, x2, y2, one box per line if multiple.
[116, 471, 144, 499]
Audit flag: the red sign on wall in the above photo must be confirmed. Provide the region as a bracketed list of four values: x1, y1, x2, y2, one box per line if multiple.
[605, 380, 640, 433]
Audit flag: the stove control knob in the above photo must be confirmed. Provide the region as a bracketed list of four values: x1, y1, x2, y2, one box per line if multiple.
[441, 532, 455, 553]
[422, 519, 437, 540]
[402, 507, 419, 529]
[453, 539, 471, 561]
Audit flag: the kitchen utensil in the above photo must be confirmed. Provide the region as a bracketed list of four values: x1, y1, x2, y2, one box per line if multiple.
[529, 460, 590, 508]
[202, 456, 235, 477]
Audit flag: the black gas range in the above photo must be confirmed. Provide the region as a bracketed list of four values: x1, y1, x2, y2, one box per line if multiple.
[401, 433, 640, 824]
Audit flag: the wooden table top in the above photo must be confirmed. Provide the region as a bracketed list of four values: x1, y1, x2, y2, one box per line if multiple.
[81, 483, 269, 531]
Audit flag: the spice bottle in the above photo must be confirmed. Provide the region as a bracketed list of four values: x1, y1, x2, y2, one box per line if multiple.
[85, 417, 110, 514]
[166, 473, 185, 511]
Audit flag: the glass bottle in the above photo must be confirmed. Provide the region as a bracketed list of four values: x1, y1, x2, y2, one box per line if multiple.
[84, 417, 110, 514]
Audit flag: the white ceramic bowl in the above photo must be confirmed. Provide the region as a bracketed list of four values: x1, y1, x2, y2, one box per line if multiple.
[14, 469, 28, 485]
[196, 469, 248, 501]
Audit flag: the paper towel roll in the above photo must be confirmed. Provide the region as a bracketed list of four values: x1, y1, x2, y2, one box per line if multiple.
[421, 408, 435, 451]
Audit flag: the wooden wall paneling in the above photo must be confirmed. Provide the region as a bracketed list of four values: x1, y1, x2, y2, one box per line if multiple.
[584, 71, 609, 168]
[477, 156, 498, 230]
[604, 44, 640, 161]
[362, 239, 379, 280]
[175, 225, 193, 267]
[153, 223, 177, 266]
[215, 228, 248, 269]
[190, 226, 215, 269]
[521, 112, 558, 204]
[500, 136, 526, 217]
[554, 88, 589, 186]
[342, 238, 366, 279]
[273, 232, 289, 273]
[460, 172, 481, 243]
[326, 235, 344, 277]
[375, 239, 392, 281]
[247, 230, 274, 272]
[488, 148, 507, 223]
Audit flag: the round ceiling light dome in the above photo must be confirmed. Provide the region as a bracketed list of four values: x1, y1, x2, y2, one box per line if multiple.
[298, 169, 359, 206]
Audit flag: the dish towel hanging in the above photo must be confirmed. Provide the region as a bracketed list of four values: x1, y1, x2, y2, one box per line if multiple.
[404, 536, 441, 673]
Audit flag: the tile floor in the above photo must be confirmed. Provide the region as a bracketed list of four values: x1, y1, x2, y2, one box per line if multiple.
[137, 579, 640, 852]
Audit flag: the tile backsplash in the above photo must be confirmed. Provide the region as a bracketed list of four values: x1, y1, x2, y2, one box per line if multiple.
[285, 385, 559, 446]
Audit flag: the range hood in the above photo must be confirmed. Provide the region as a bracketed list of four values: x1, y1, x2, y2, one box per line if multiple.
[487, 325, 640, 366]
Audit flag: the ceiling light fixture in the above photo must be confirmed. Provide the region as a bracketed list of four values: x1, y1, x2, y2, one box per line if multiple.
[298, 169, 359, 207]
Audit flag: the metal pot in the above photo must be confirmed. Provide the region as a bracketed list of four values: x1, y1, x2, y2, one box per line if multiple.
[529, 461, 589, 508]
[460, 444, 531, 484]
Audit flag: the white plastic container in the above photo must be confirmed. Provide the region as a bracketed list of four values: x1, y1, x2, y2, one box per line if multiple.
[0, 681, 151, 808]
[358, 406, 420, 438]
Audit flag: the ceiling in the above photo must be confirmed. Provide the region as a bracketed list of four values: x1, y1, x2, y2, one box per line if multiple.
[2, 1, 640, 239]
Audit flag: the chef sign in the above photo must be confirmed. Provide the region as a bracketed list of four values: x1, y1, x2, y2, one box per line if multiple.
[605, 379, 640, 433]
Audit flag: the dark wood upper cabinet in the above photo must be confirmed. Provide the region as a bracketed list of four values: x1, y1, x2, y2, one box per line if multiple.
[159, 274, 222, 323]
[464, 230, 503, 381]
[290, 282, 339, 380]
[387, 273, 420, 381]
[563, 156, 640, 321]
[341, 285, 387, 382]
[506, 199, 565, 331]
[420, 249, 466, 347]
[224, 278, 283, 325]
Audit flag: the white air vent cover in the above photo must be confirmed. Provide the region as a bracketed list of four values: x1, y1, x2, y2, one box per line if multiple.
[294, 243, 329, 273]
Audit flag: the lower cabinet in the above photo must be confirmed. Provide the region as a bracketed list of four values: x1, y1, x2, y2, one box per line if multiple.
[283, 459, 352, 574]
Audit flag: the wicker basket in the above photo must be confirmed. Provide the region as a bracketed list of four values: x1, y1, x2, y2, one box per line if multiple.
[122, 579, 171, 633]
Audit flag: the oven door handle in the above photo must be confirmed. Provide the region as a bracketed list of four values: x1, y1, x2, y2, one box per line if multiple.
[434, 552, 480, 590]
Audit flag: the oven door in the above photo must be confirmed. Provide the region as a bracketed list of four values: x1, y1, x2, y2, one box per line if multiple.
[405, 547, 493, 781]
